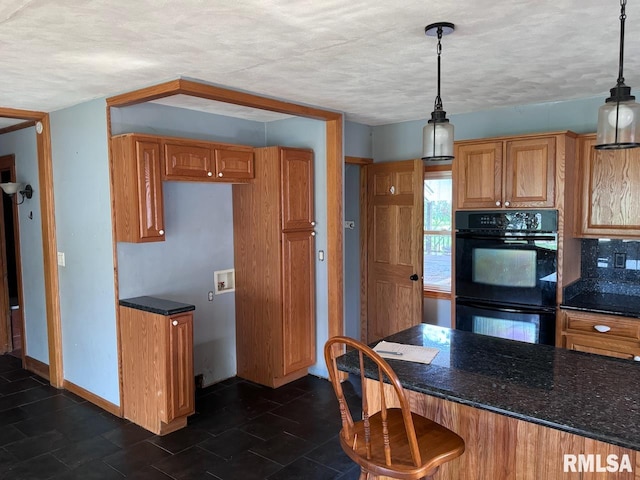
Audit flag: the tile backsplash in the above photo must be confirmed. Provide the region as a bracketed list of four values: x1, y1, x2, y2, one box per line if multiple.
[578, 239, 640, 295]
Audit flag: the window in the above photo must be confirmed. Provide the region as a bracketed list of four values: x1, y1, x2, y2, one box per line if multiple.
[424, 166, 452, 297]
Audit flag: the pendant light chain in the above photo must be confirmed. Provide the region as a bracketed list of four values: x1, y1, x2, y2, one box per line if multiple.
[618, 0, 627, 87]
[435, 27, 443, 111]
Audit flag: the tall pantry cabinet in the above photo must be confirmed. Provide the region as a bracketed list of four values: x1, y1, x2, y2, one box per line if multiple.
[233, 146, 316, 388]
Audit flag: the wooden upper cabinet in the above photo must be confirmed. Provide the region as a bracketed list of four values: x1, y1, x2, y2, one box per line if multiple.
[577, 134, 640, 237]
[455, 141, 502, 209]
[280, 147, 315, 230]
[214, 146, 254, 180]
[164, 143, 213, 179]
[455, 135, 556, 210]
[111, 135, 165, 243]
[504, 137, 555, 208]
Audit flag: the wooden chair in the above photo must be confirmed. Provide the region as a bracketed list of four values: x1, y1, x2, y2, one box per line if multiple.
[324, 336, 465, 480]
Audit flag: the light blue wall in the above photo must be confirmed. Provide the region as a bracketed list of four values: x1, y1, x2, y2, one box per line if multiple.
[113, 103, 267, 386]
[50, 98, 119, 405]
[372, 95, 603, 161]
[343, 121, 373, 341]
[0, 127, 48, 363]
[265, 116, 330, 377]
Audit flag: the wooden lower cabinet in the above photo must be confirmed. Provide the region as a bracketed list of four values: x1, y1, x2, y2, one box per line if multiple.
[120, 306, 194, 435]
[560, 309, 640, 361]
[366, 379, 639, 480]
[233, 146, 316, 388]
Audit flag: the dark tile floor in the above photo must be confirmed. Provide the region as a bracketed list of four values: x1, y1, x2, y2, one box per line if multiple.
[0, 354, 363, 479]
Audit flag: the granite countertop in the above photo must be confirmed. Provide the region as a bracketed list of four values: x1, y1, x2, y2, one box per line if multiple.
[337, 323, 640, 451]
[561, 292, 640, 319]
[119, 296, 195, 316]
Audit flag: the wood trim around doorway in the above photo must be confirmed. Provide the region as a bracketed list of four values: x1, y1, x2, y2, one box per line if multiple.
[0, 109, 62, 387]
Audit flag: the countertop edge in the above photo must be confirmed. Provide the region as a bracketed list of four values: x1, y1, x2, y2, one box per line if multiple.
[119, 296, 196, 316]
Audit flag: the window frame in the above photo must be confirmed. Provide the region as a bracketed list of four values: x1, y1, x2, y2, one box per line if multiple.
[423, 164, 452, 300]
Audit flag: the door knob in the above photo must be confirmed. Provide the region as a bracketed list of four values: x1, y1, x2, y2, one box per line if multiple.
[410, 274, 419, 281]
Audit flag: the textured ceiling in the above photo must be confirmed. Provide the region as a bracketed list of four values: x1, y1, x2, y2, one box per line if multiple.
[1, 0, 639, 125]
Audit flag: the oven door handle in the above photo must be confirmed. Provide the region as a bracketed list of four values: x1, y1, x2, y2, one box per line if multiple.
[456, 300, 554, 315]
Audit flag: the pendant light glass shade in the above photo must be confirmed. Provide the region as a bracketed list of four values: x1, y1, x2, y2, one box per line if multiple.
[595, 0, 640, 149]
[595, 92, 640, 149]
[422, 120, 454, 160]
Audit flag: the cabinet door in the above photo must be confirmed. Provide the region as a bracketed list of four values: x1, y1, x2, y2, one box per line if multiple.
[214, 146, 254, 181]
[504, 137, 555, 208]
[164, 143, 213, 180]
[135, 141, 165, 241]
[280, 230, 315, 376]
[455, 142, 503, 209]
[168, 314, 194, 421]
[280, 148, 314, 230]
[578, 135, 640, 237]
[564, 333, 640, 361]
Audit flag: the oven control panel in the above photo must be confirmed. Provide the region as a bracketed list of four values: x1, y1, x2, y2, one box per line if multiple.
[455, 210, 558, 232]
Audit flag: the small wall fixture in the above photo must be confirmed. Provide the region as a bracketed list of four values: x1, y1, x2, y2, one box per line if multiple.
[0, 183, 33, 205]
[596, 0, 640, 149]
[422, 22, 455, 162]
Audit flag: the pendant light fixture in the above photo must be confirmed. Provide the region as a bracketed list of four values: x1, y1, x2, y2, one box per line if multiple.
[422, 22, 455, 161]
[596, 0, 640, 149]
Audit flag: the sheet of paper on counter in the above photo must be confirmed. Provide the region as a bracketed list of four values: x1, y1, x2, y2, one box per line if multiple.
[373, 340, 439, 365]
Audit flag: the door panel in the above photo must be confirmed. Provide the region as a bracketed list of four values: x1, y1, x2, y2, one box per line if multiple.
[168, 314, 194, 421]
[164, 143, 212, 179]
[135, 141, 165, 242]
[504, 137, 555, 207]
[455, 142, 502, 209]
[366, 160, 424, 342]
[281, 148, 314, 231]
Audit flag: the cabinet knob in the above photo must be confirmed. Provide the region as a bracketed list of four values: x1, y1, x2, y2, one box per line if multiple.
[593, 325, 611, 333]
[389, 186, 395, 195]
[495, 201, 501, 207]
[311, 231, 316, 236]
[207, 171, 213, 177]
[159, 229, 165, 236]
[311, 221, 316, 226]
[172, 320, 178, 326]
[218, 172, 223, 177]
[504, 201, 511, 207]
[634, 356, 640, 362]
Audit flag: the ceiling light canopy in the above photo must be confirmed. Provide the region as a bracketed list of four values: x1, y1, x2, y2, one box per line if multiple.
[596, 0, 640, 150]
[422, 22, 455, 162]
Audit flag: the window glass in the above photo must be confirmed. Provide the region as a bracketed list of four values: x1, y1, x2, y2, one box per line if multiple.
[424, 172, 452, 292]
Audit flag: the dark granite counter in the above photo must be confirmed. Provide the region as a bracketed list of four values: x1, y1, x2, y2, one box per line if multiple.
[119, 296, 195, 316]
[562, 291, 640, 319]
[337, 323, 640, 451]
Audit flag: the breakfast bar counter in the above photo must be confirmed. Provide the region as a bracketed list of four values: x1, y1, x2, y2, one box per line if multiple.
[337, 324, 640, 479]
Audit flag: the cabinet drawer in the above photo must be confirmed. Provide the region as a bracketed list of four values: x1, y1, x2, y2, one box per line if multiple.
[564, 311, 640, 340]
[564, 333, 640, 361]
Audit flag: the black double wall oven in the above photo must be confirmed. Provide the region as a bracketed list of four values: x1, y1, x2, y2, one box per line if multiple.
[455, 210, 558, 345]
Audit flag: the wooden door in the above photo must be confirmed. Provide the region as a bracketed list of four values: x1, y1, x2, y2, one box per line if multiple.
[135, 141, 165, 241]
[454, 141, 503, 209]
[214, 146, 254, 180]
[366, 160, 424, 343]
[281, 230, 316, 375]
[504, 137, 555, 208]
[168, 313, 194, 421]
[578, 135, 640, 237]
[164, 143, 212, 179]
[280, 148, 315, 231]
[0, 180, 9, 354]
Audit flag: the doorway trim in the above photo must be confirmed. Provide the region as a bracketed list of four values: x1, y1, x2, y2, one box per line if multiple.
[0, 109, 62, 387]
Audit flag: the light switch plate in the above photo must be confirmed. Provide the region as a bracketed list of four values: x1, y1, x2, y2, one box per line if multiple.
[57, 252, 65, 267]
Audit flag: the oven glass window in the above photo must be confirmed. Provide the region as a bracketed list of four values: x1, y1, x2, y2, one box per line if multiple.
[472, 248, 536, 287]
[472, 316, 539, 344]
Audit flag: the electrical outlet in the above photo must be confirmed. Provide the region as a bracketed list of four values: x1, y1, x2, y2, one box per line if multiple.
[208, 291, 214, 301]
[614, 252, 626, 269]
[344, 220, 355, 229]
[57, 252, 65, 267]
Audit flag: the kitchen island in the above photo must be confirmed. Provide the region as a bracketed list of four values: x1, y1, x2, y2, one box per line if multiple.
[337, 324, 640, 479]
